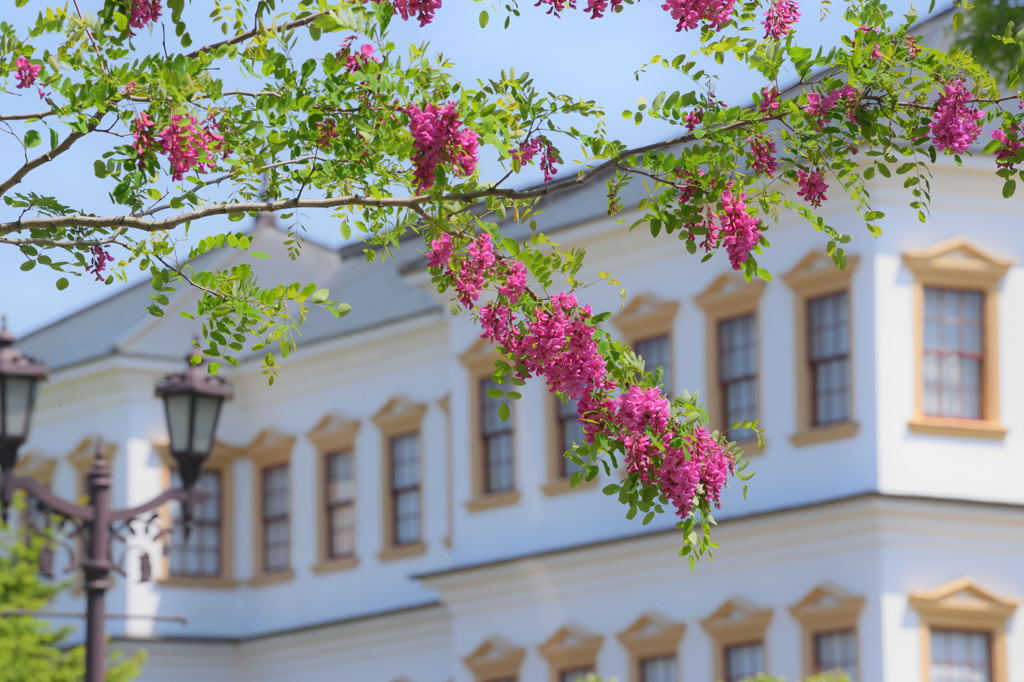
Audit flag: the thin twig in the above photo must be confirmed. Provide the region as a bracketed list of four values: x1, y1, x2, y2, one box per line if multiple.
[0, 113, 104, 198]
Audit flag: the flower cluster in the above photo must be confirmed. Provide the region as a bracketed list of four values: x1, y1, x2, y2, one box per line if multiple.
[406, 102, 479, 192]
[584, 0, 625, 18]
[803, 85, 860, 125]
[315, 119, 340, 150]
[132, 112, 226, 180]
[929, 79, 984, 154]
[992, 126, 1024, 170]
[717, 189, 762, 269]
[88, 246, 115, 282]
[538, 137, 560, 182]
[762, 0, 799, 39]
[904, 35, 921, 59]
[749, 135, 778, 175]
[338, 37, 380, 72]
[661, 0, 736, 31]
[13, 57, 40, 89]
[370, 0, 443, 26]
[129, 0, 162, 30]
[759, 86, 780, 116]
[796, 168, 828, 207]
[429, 232, 736, 519]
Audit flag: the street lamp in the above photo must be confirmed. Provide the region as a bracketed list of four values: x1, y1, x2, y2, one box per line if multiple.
[0, 331, 232, 682]
[156, 347, 234, 491]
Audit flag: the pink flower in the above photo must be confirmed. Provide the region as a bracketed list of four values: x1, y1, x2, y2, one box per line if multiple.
[803, 85, 861, 124]
[584, 0, 624, 18]
[370, 0, 443, 26]
[616, 386, 671, 434]
[339, 37, 381, 72]
[512, 137, 542, 165]
[762, 0, 799, 39]
[661, 0, 736, 32]
[454, 233, 497, 307]
[132, 112, 157, 157]
[685, 426, 734, 507]
[315, 119, 340, 149]
[538, 137, 560, 182]
[427, 232, 454, 269]
[870, 44, 883, 60]
[156, 113, 226, 181]
[675, 168, 705, 205]
[406, 102, 479, 191]
[929, 78, 984, 154]
[749, 135, 778, 175]
[13, 57, 40, 90]
[497, 261, 527, 304]
[658, 443, 702, 517]
[685, 109, 703, 130]
[759, 86, 780, 116]
[535, 0, 576, 16]
[796, 168, 828, 207]
[992, 126, 1024, 170]
[717, 189, 761, 269]
[129, 0, 162, 30]
[904, 35, 921, 59]
[88, 246, 115, 281]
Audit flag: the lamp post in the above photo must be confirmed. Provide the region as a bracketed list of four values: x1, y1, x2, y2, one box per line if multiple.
[0, 331, 233, 682]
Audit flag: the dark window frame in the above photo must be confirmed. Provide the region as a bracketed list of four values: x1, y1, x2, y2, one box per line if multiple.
[717, 314, 758, 439]
[261, 464, 290, 573]
[169, 469, 224, 578]
[480, 378, 515, 494]
[389, 432, 422, 546]
[324, 450, 356, 560]
[807, 291, 852, 426]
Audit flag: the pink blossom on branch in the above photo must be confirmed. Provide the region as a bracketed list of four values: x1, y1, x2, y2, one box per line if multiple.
[370, 0, 443, 26]
[749, 135, 778, 175]
[717, 189, 762, 270]
[929, 78, 984, 154]
[759, 86, 780, 116]
[13, 57, 40, 89]
[406, 102, 479, 192]
[661, 0, 736, 32]
[796, 168, 829, 207]
[585, 0, 625, 18]
[762, 0, 800, 39]
[992, 126, 1024, 170]
[157, 114, 226, 181]
[129, 0, 162, 30]
[88, 246, 115, 281]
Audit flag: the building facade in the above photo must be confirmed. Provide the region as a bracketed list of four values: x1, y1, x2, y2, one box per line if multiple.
[14, 156, 1024, 682]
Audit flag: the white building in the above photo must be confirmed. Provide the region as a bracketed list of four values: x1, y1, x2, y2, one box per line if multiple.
[12, 149, 1024, 681]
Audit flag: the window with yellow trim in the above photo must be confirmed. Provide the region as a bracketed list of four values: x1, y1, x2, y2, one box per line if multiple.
[789, 583, 864, 681]
[539, 624, 603, 682]
[701, 597, 772, 682]
[374, 396, 428, 561]
[247, 430, 295, 586]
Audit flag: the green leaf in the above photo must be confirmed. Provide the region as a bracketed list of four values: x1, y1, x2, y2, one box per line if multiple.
[1003, 179, 1016, 198]
[19, 260, 35, 271]
[479, 10, 489, 27]
[55, 277, 68, 290]
[498, 402, 510, 422]
[24, 130, 41, 148]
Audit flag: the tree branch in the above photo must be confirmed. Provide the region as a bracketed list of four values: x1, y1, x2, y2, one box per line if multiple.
[185, 11, 326, 59]
[0, 113, 105, 198]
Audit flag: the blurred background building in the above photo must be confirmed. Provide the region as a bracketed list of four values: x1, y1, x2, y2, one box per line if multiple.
[13, 152, 1024, 682]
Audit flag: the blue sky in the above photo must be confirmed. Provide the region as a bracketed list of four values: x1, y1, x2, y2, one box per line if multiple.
[0, 0, 899, 336]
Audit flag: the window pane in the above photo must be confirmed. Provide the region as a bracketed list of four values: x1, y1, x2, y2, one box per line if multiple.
[718, 315, 757, 440]
[923, 288, 984, 419]
[814, 629, 858, 681]
[725, 642, 765, 682]
[930, 629, 992, 682]
[481, 379, 515, 493]
[641, 655, 677, 682]
[262, 466, 289, 572]
[557, 397, 587, 478]
[808, 292, 851, 425]
[636, 334, 672, 392]
[169, 470, 222, 577]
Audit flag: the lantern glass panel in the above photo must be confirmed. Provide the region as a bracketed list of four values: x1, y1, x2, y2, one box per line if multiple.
[2, 376, 36, 440]
[190, 394, 222, 456]
[164, 393, 193, 455]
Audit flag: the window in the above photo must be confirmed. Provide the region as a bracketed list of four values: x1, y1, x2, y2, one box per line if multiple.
[725, 642, 765, 682]
[930, 629, 992, 682]
[790, 583, 864, 680]
[784, 250, 860, 445]
[718, 314, 758, 442]
[814, 629, 858, 680]
[556, 398, 585, 478]
[560, 668, 594, 682]
[910, 577, 1015, 682]
[375, 396, 428, 560]
[702, 597, 772, 682]
[640, 655, 676, 682]
[808, 291, 851, 425]
[903, 238, 1011, 439]
[308, 413, 361, 573]
[480, 378, 515, 494]
[540, 625, 603, 682]
[696, 273, 765, 451]
[618, 612, 685, 682]
[390, 433, 422, 546]
[169, 470, 222, 577]
[325, 451, 356, 558]
[635, 334, 672, 393]
[261, 464, 290, 573]
[248, 430, 295, 586]
[923, 288, 984, 419]
[463, 637, 526, 682]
